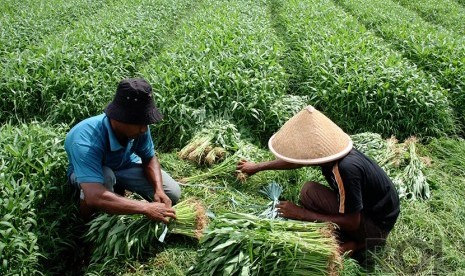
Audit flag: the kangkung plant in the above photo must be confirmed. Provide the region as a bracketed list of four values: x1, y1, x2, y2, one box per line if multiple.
[335, 0, 465, 134]
[272, 0, 456, 139]
[85, 197, 208, 263]
[189, 212, 341, 275]
[178, 118, 240, 166]
[352, 132, 431, 200]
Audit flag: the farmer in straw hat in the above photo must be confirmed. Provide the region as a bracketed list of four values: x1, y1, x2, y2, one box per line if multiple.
[65, 78, 181, 222]
[237, 105, 400, 257]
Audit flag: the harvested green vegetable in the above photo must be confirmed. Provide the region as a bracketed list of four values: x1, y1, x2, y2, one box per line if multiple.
[352, 132, 431, 200]
[393, 137, 430, 200]
[85, 198, 208, 263]
[180, 153, 239, 184]
[180, 139, 272, 184]
[189, 213, 341, 275]
[259, 181, 283, 219]
[351, 132, 395, 168]
[178, 119, 240, 165]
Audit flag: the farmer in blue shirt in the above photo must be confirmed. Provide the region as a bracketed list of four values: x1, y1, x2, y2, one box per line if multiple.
[65, 78, 180, 222]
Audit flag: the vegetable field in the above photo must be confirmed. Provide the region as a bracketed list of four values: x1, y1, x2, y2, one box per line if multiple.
[1, 0, 464, 275]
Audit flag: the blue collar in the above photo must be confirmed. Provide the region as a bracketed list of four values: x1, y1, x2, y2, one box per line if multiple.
[103, 116, 126, 152]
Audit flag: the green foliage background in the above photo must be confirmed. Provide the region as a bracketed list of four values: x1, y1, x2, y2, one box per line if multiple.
[1, 0, 465, 275]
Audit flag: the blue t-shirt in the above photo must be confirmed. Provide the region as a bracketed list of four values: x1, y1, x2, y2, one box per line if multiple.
[64, 114, 155, 184]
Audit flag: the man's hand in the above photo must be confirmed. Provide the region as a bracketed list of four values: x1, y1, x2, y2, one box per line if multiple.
[154, 191, 172, 208]
[276, 201, 313, 221]
[80, 183, 177, 222]
[236, 159, 259, 176]
[144, 202, 176, 223]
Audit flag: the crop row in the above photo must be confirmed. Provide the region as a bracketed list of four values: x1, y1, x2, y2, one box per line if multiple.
[140, 0, 301, 148]
[395, 0, 465, 35]
[335, 0, 465, 134]
[2, 0, 462, 142]
[0, 0, 112, 56]
[270, 0, 455, 139]
[0, 122, 74, 275]
[0, 0, 196, 125]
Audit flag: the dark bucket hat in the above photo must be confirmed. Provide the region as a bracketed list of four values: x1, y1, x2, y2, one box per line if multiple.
[104, 78, 163, 125]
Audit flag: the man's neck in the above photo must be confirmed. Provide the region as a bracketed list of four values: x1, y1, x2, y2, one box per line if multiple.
[110, 119, 129, 147]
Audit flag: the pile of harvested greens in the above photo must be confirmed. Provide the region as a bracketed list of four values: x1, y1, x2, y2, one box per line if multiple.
[85, 197, 208, 263]
[189, 212, 342, 275]
[351, 132, 431, 200]
[178, 119, 241, 165]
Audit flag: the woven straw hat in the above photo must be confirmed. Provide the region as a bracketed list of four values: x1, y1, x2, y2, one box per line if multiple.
[268, 105, 352, 164]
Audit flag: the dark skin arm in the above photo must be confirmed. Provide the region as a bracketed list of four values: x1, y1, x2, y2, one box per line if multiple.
[237, 159, 361, 231]
[81, 183, 176, 223]
[142, 155, 172, 207]
[276, 201, 361, 231]
[236, 159, 305, 175]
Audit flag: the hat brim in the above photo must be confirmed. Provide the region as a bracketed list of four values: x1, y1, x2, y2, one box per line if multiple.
[268, 134, 353, 165]
[104, 102, 163, 125]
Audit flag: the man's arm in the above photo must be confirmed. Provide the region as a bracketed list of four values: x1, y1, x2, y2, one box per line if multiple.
[276, 201, 361, 231]
[142, 155, 172, 207]
[81, 183, 176, 223]
[236, 158, 305, 176]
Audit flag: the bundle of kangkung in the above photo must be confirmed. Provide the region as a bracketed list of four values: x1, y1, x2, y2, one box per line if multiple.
[178, 118, 240, 166]
[189, 182, 342, 275]
[351, 132, 431, 200]
[189, 212, 342, 275]
[85, 197, 208, 263]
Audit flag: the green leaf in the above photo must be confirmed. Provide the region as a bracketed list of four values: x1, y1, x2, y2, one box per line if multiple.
[212, 239, 237, 252]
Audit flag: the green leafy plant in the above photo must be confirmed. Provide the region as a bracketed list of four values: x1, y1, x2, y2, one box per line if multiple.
[180, 153, 239, 184]
[259, 181, 283, 219]
[85, 197, 208, 263]
[335, 0, 465, 134]
[0, 122, 76, 275]
[271, 0, 456, 139]
[395, 0, 465, 35]
[393, 137, 430, 200]
[352, 132, 431, 200]
[189, 212, 341, 275]
[141, 0, 288, 147]
[0, 0, 197, 125]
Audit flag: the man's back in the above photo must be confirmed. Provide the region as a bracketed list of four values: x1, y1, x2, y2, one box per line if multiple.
[323, 148, 400, 232]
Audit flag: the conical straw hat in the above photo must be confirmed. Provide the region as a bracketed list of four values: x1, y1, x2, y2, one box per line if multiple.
[268, 105, 352, 164]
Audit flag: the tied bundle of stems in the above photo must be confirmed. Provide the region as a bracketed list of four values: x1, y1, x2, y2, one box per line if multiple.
[352, 132, 431, 200]
[178, 119, 240, 166]
[180, 141, 267, 184]
[178, 134, 227, 165]
[235, 141, 274, 183]
[85, 198, 208, 263]
[393, 137, 430, 200]
[189, 213, 342, 276]
[168, 198, 209, 239]
[180, 153, 238, 184]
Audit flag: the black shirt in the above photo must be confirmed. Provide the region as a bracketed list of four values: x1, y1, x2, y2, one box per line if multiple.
[322, 148, 400, 232]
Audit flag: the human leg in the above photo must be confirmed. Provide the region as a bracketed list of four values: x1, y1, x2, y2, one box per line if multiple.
[345, 216, 389, 250]
[299, 181, 340, 214]
[299, 181, 373, 255]
[69, 166, 116, 221]
[340, 215, 389, 271]
[114, 163, 181, 204]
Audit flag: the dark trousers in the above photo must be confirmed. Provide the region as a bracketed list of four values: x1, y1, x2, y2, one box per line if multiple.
[300, 182, 389, 250]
